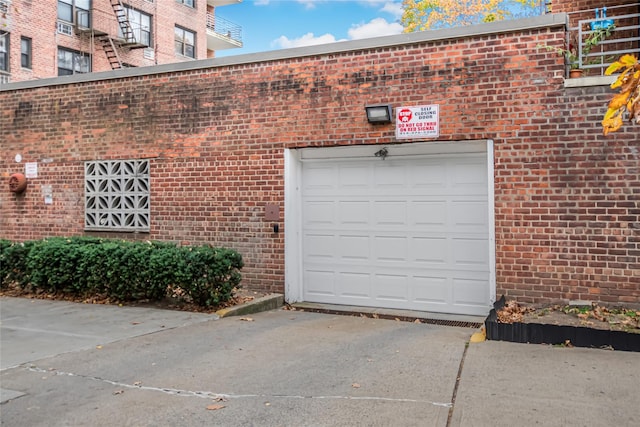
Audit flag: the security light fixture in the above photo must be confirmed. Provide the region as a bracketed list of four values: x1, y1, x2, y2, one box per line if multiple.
[365, 104, 393, 124]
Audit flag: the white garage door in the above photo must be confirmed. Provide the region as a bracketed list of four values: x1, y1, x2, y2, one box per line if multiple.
[298, 142, 493, 316]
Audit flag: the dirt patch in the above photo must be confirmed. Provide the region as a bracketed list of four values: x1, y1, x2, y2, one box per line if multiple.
[0, 284, 267, 314]
[497, 300, 640, 334]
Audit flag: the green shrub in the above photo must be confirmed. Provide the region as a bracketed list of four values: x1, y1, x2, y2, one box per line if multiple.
[2, 237, 243, 307]
[1, 240, 35, 289]
[179, 246, 244, 307]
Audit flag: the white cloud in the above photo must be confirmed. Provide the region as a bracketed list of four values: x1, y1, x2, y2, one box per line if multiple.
[270, 2, 404, 49]
[380, 2, 404, 19]
[347, 17, 403, 40]
[271, 32, 346, 49]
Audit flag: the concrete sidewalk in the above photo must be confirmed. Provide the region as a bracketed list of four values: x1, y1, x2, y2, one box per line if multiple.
[1, 297, 639, 426]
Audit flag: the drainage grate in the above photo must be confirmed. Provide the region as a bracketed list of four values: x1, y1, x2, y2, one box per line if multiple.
[295, 306, 482, 329]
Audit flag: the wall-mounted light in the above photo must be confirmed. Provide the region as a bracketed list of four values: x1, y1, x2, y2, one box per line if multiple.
[365, 104, 393, 124]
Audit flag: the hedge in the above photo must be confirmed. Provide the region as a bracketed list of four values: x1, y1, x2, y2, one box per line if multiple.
[0, 237, 243, 307]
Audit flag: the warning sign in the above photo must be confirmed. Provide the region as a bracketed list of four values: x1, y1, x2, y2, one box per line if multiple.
[395, 105, 439, 139]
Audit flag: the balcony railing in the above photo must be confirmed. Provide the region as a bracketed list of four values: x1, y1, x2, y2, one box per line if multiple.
[568, 3, 640, 76]
[206, 13, 242, 45]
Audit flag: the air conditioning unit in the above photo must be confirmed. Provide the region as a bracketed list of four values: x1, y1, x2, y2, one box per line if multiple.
[57, 21, 73, 36]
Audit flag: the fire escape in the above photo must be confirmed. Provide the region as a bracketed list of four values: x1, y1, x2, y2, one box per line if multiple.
[77, 0, 147, 70]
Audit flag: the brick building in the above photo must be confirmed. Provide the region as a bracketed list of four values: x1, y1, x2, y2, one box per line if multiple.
[1, 3, 639, 316]
[0, 0, 242, 84]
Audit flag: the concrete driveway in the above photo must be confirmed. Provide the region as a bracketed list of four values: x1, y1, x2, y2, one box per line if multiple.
[1, 297, 639, 427]
[0, 297, 470, 426]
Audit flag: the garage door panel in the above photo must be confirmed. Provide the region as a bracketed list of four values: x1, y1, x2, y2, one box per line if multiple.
[451, 201, 488, 230]
[335, 272, 371, 299]
[338, 201, 370, 225]
[452, 238, 490, 267]
[452, 276, 491, 307]
[304, 165, 338, 190]
[410, 237, 448, 264]
[374, 162, 408, 188]
[410, 162, 447, 189]
[339, 165, 370, 188]
[374, 201, 407, 226]
[409, 201, 447, 228]
[304, 234, 336, 259]
[412, 276, 449, 304]
[452, 161, 487, 186]
[373, 274, 409, 302]
[304, 270, 336, 297]
[338, 235, 370, 261]
[303, 201, 335, 225]
[374, 236, 408, 262]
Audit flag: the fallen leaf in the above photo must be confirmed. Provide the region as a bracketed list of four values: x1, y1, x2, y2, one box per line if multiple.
[239, 317, 254, 322]
[131, 322, 140, 325]
[133, 381, 142, 386]
[206, 404, 225, 411]
[352, 383, 361, 388]
[264, 402, 271, 406]
[414, 319, 421, 324]
[113, 390, 124, 395]
[96, 345, 103, 349]
[372, 313, 379, 319]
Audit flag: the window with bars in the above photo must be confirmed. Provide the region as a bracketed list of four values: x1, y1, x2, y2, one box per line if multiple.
[85, 160, 150, 232]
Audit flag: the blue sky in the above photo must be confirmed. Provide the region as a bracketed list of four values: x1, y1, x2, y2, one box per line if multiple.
[215, 0, 404, 57]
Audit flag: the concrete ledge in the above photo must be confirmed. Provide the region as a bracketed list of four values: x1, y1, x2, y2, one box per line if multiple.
[216, 294, 284, 318]
[1, 13, 567, 92]
[292, 302, 486, 328]
[564, 75, 616, 88]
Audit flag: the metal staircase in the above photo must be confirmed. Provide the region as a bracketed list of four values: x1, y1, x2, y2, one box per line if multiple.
[109, 0, 136, 44]
[99, 36, 122, 70]
[95, 0, 146, 70]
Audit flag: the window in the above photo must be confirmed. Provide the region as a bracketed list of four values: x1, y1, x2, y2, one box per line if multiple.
[174, 26, 195, 58]
[58, 0, 91, 27]
[85, 160, 150, 232]
[0, 33, 9, 73]
[57, 47, 90, 76]
[0, 32, 8, 73]
[176, 0, 194, 7]
[21, 37, 32, 69]
[121, 7, 151, 46]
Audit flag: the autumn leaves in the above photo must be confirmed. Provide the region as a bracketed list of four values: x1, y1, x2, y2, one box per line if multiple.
[602, 54, 640, 135]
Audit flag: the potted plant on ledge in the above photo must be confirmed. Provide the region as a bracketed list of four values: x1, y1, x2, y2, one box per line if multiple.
[539, 24, 615, 78]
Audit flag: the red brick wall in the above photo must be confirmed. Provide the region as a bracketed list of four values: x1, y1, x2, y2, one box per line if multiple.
[1, 21, 639, 305]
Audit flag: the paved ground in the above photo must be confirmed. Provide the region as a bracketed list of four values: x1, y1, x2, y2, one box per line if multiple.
[1, 297, 639, 426]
